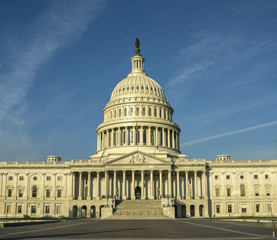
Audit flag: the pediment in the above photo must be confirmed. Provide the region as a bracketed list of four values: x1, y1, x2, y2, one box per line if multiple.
[105, 151, 170, 166]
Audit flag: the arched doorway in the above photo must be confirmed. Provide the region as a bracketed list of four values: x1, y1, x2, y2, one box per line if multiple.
[190, 205, 195, 217]
[90, 206, 96, 218]
[81, 206, 87, 218]
[181, 205, 186, 218]
[72, 206, 78, 218]
[99, 205, 104, 218]
[135, 186, 141, 199]
[199, 205, 204, 217]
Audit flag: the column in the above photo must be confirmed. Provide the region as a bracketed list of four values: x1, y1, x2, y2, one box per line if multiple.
[148, 126, 151, 145]
[133, 126, 136, 145]
[176, 171, 180, 199]
[194, 171, 198, 199]
[202, 171, 207, 198]
[53, 173, 57, 199]
[171, 130, 174, 148]
[72, 173, 75, 199]
[159, 170, 163, 198]
[150, 170, 154, 199]
[125, 127, 127, 145]
[167, 129, 170, 147]
[87, 172, 91, 200]
[168, 170, 172, 197]
[78, 172, 82, 200]
[113, 171, 117, 197]
[0, 173, 3, 197]
[122, 171, 126, 199]
[141, 170, 144, 199]
[185, 171, 189, 199]
[25, 173, 29, 199]
[105, 171, 109, 197]
[42, 173, 45, 199]
[131, 170, 135, 199]
[96, 172, 100, 199]
[14, 173, 18, 200]
[155, 127, 158, 146]
[163, 128, 166, 147]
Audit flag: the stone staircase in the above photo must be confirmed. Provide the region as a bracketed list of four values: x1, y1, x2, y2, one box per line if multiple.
[109, 200, 168, 219]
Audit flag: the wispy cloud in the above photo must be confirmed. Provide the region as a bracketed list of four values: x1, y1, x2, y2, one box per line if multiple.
[0, 0, 105, 120]
[181, 120, 277, 147]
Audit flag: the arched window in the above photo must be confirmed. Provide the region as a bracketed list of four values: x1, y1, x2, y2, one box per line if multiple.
[130, 107, 133, 116]
[136, 107, 139, 116]
[240, 184, 246, 196]
[159, 108, 162, 118]
[119, 109, 121, 117]
[154, 108, 157, 117]
[148, 107, 151, 116]
[124, 108, 127, 117]
[32, 186, 37, 198]
[114, 110, 116, 118]
[142, 107, 145, 116]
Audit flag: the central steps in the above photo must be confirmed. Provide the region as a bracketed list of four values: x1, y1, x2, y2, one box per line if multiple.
[109, 200, 168, 219]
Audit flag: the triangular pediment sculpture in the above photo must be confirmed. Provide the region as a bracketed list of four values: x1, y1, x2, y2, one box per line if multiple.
[105, 151, 170, 166]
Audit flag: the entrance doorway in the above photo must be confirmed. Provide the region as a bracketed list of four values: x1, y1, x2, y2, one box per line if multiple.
[135, 186, 141, 199]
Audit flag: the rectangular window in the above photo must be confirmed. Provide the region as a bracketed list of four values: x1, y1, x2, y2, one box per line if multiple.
[254, 175, 258, 179]
[267, 204, 272, 213]
[45, 205, 50, 214]
[265, 175, 269, 179]
[215, 175, 218, 180]
[18, 189, 23, 198]
[216, 205, 220, 213]
[31, 206, 36, 214]
[227, 188, 231, 197]
[256, 204, 260, 213]
[46, 176, 51, 181]
[8, 189, 12, 197]
[56, 205, 61, 215]
[57, 189, 62, 198]
[228, 204, 232, 213]
[46, 189, 51, 198]
[215, 188, 220, 197]
[19, 176, 24, 181]
[8, 176, 13, 180]
[57, 176, 62, 181]
[241, 205, 247, 213]
[18, 205, 22, 214]
[266, 187, 270, 196]
[6, 205, 11, 214]
[226, 175, 230, 179]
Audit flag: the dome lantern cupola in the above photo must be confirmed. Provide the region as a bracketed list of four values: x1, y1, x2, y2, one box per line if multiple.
[131, 38, 145, 74]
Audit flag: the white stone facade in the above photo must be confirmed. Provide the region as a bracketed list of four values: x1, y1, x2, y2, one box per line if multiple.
[0, 40, 276, 219]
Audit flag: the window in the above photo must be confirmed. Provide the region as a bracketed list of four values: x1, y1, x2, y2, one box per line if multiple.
[241, 207, 247, 213]
[254, 175, 258, 179]
[46, 189, 51, 198]
[215, 188, 220, 197]
[31, 206, 36, 214]
[6, 205, 11, 214]
[46, 176, 51, 181]
[142, 107, 145, 116]
[56, 205, 61, 215]
[45, 205, 50, 214]
[143, 130, 146, 144]
[240, 184, 246, 196]
[18, 189, 23, 198]
[17, 205, 22, 214]
[254, 186, 259, 196]
[227, 188, 231, 197]
[267, 204, 272, 213]
[33, 176, 37, 181]
[57, 189, 62, 198]
[256, 204, 260, 213]
[19, 176, 24, 181]
[57, 176, 62, 181]
[215, 175, 218, 180]
[8, 189, 12, 197]
[32, 186, 37, 198]
[216, 205, 220, 213]
[8, 176, 13, 180]
[266, 187, 271, 196]
[240, 175, 244, 179]
[228, 205, 232, 213]
[265, 175, 269, 179]
[226, 175, 230, 180]
[148, 107, 151, 116]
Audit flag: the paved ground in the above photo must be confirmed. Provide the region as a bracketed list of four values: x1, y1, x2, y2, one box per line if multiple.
[0, 219, 274, 240]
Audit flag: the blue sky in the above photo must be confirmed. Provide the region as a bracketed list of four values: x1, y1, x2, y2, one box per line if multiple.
[0, 0, 276, 162]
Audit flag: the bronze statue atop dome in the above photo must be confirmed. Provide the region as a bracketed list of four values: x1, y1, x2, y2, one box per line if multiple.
[135, 38, 141, 56]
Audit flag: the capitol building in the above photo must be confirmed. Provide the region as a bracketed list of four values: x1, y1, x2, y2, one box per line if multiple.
[0, 40, 276, 219]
